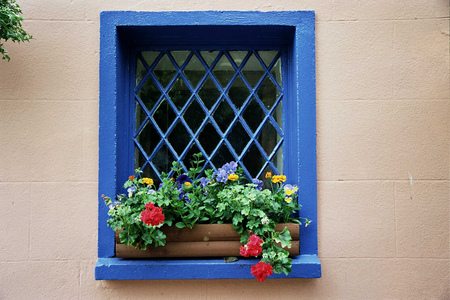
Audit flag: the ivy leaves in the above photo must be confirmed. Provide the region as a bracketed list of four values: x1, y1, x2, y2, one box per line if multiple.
[0, 0, 32, 61]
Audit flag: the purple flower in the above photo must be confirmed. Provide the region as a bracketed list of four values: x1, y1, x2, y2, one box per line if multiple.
[200, 177, 210, 187]
[147, 189, 156, 195]
[222, 161, 238, 174]
[215, 169, 228, 183]
[108, 200, 120, 210]
[252, 178, 263, 190]
[184, 195, 191, 203]
[175, 174, 191, 186]
[177, 187, 191, 202]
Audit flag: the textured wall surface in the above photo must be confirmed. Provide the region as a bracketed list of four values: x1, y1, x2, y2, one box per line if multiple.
[0, 0, 448, 299]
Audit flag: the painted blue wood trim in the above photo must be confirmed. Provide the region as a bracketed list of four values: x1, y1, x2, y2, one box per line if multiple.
[295, 17, 318, 255]
[98, 10, 320, 279]
[95, 255, 321, 280]
[98, 18, 118, 258]
[101, 10, 313, 26]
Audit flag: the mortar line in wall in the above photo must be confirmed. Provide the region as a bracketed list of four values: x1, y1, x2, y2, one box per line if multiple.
[323, 17, 450, 23]
[24, 17, 450, 24]
[28, 183, 33, 262]
[2, 256, 448, 263]
[331, 0, 335, 21]
[0, 259, 96, 264]
[391, 17, 395, 100]
[329, 93, 336, 179]
[26, 19, 97, 23]
[0, 99, 99, 102]
[317, 179, 449, 183]
[27, 184, 31, 262]
[315, 99, 450, 102]
[393, 181, 398, 259]
[0, 181, 98, 184]
[318, 257, 450, 261]
[81, 103, 86, 185]
[77, 261, 81, 300]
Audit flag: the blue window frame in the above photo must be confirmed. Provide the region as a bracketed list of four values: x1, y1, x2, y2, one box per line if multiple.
[96, 10, 321, 280]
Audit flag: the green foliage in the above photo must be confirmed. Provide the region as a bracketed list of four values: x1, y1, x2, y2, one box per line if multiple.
[0, 0, 32, 61]
[103, 153, 312, 277]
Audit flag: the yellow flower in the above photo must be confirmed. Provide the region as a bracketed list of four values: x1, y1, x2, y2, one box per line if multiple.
[271, 175, 286, 183]
[285, 189, 294, 196]
[284, 184, 296, 196]
[285, 197, 292, 203]
[265, 172, 272, 178]
[184, 182, 192, 187]
[142, 178, 154, 185]
[228, 174, 239, 181]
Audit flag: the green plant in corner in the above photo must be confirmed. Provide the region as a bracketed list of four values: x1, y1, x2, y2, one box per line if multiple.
[0, 0, 32, 61]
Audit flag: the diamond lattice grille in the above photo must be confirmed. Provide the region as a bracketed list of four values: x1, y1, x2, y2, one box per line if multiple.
[134, 50, 283, 183]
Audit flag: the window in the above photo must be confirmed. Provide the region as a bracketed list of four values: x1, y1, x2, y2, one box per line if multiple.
[96, 11, 320, 280]
[134, 49, 284, 187]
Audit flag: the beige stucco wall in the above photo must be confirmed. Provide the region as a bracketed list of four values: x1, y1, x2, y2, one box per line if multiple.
[0, 0, 449, 299]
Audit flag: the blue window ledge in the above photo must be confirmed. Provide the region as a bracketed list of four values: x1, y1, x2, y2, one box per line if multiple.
[97, 10, 320, 280]
[96, 255, 321, 280]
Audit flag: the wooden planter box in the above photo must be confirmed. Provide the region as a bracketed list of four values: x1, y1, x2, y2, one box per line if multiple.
[115, 223, 299, 258]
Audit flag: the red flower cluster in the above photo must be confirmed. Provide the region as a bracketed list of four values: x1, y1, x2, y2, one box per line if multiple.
[140, 202, 165, 226]
[251, 261, 273, 282]
[239, 233, 263, 257]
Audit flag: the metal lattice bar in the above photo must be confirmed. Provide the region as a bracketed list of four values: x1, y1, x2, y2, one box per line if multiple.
[134, 49, 284, 182]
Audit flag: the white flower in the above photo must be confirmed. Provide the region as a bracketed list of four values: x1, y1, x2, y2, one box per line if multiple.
[127, 187, 136, 197]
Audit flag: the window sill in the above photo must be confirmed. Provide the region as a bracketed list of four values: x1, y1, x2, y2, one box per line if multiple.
[95, 254, 321, 280]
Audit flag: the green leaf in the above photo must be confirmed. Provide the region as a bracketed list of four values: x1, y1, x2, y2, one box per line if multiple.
[224, 257, 238, 263]
[141, 231, 154, 245]
[217, 202, 227, 212]
[119, 230, 137, 246]
[273, 227, 292, 248]
[241, 207, 250, 216]
[175, 222, 186, 229]
[232, 213, 243, 226]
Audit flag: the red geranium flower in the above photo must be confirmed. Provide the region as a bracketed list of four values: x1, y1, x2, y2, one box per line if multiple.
[140, 202, 165, 226]
[239, 233, 263, 257]
[251, 261, 273, 282]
